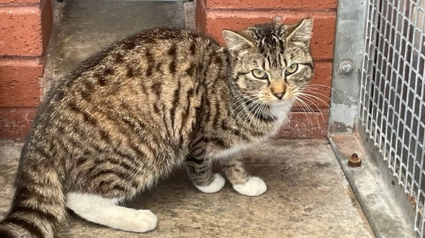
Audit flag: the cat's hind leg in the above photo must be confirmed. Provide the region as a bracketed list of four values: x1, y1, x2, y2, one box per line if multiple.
[184, 155, 225, 193]
[66, 193, 157, 233]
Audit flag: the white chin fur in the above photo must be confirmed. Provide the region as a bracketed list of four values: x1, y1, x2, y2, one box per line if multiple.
[269, 100, 294, 121]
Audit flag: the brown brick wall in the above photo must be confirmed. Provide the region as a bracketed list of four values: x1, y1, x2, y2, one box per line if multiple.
[196, 0, 336, 138]
[201, 0, 337, 9]
[0, 58, 44, 107]
[0, 108, 38, 139]
[0, 0, 52, 140]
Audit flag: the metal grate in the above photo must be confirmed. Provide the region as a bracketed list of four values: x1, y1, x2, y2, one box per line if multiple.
[360, 0, 425, 236]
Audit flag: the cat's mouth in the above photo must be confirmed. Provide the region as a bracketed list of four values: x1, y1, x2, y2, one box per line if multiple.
[267, 97, 295, 106]
[258, 89, 294, 104]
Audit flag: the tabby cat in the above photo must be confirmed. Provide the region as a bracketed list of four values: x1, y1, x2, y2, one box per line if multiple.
[0, 18, 313, 237]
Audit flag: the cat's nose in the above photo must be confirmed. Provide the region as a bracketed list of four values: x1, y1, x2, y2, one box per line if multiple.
[270, 81, 286, 100]
[273, 92, 285, 100]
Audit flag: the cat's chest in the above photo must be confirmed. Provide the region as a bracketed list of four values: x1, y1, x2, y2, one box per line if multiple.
[207, 101, 293, 159]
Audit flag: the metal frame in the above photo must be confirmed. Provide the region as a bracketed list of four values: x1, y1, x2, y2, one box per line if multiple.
[329, 0, 423, 237]
[359, 0, 425, 236]
[329, 0, 366, 134]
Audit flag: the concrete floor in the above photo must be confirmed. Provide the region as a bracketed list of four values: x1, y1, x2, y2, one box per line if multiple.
[0, 1, 375, 237]
[0, 139, 374, 238]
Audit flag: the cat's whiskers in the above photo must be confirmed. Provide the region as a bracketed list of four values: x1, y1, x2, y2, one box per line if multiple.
[300, 88, 331, 99]
[290, 87, 321, 126]
[251, 101, 266, 128]
[245, 101, 260, 127]
[303, 84, 334, 91]
[253, 94, 273, 127]
[230, 95, 258, 122]
[231, 93, 265, 125]
[241, 99, 262, 127]
[295, 94, 325, 122]
[230, 95, 256, 117]
[293, 100, 313, 126]
[234, 99, 256, 125]
[229, 96, 249, 110]
[294, 97, 321, 127]
[230, 94, 258, 109]
[301, 84, 341, 99]
[294, 86, 331, 127]
[297, 92, 330, 108]
[259, 103, 271, 126]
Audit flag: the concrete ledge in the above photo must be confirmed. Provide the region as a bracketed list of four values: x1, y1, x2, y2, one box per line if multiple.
[329, 134, 416, 238]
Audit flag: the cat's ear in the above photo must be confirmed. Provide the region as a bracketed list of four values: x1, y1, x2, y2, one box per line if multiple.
[287, 18, 313, 44]
[222, 30, 254, 54]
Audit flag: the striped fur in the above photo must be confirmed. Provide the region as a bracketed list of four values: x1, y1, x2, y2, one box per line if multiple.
[0, 19, 313, 237]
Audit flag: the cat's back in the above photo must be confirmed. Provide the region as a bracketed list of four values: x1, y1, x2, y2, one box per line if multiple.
[27, 28, 223, 154]
[107, 28, 220, 78]
[56, 28, 221, 96]
[42, 27, 220, 113]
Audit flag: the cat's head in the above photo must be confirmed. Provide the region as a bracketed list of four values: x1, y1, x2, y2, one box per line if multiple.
[223, 19, 313, 105]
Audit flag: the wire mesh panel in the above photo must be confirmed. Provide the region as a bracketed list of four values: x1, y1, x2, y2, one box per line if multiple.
[360, 0, 425, 235]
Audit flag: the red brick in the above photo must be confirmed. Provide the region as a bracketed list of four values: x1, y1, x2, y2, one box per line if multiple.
[276, 111, 328, 139]
[0, 6, 43, 56]
[198, 10, 336, 60]
[201, 0, 337, 10]
[0, 0, 39, 3]
[0, 107, 37, 141]
[0, 58, 43, 107]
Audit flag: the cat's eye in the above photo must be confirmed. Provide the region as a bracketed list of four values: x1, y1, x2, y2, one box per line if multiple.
[252, 69, 268, 80]
[285, 63, 299, 75]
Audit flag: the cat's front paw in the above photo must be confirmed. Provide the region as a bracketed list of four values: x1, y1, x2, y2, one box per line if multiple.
[233, 176, 267, 196]
[196, 173, 226, 193]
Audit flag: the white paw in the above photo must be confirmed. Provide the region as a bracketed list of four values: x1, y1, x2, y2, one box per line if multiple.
[114, 209, 158, 233]
[196, 173, 226, 193]
[233, 176, 267, 196]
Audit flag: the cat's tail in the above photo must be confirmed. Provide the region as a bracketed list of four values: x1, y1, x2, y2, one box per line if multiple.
[0, 157, 67, 238]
